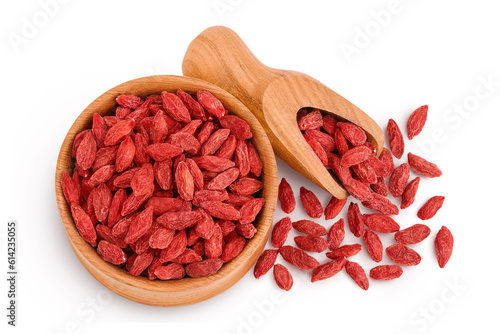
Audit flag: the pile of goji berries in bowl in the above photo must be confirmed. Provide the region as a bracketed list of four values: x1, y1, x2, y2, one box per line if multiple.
[55, 75, 278, 307]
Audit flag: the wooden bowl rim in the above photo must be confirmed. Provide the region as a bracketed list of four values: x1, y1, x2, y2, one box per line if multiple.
[55, 75, 278, 306]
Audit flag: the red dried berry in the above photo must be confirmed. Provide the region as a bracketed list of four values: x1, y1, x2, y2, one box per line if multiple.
[347, 203, 365, 238]
[205, 224, 223, 259]
[322, 115, 337, 135]
[324, 196, 347, 220]
[221, 235, 246, 262]
[369, 265, 403, 280]
[239, 197, 265, 224]
[292, 219, 327, 236]
[364, 214, 400, 233]
[303, 134, 329, 166]
[155, 263, 186, 280]
[304, 129, 336, 152]
[70, 204, 97, 247]
[363, 229, 383, 262]
[435, 226, 453, 268]
[116, 95, 143, 109]
[199, 201, 241, 220]
[311, 257, 346, 282]
[361, 193, 399, 215]
[325, 244, 362, 259]
[124, 206, 153, 244]
[104, 119, 135, 146]
[379, 148, 394, 177]
[161, 91, 191, 123]
[394, 223, 430, 245]
[340, 146, 372, 168]
[387, 119, 405, 159]
[371, 176, 389, 197]
[273, 264, 293, 291]
[61, 172, 79, 207]
[400, 177, 420, 209]
[202, 128, 231, 156]
[229, 178, 263, 196]
[219, 115, 253, 140]
[197, 90, 226, 118]
[407, 153, 442, 178]
[299, 186, 323, 219]
[271, 217, 292, 248]
[294, 235, 328, 253]
[327, 218, 345, 250]
[337, 122, 366, 146]
[185, 258, 224, 278]
[345, 260, 369, 290]
[407, 105, 428, 140]
[386, 244, 421, 266]
[298, 109, 323, 131]
[176, 88, 206, 120]
[76, 131, 97, 171]
[389, 163, 410, 198]
[417, 196, 445, 220]
[279, 245, 320, 270]
[278, 178, 296, 214]
[97, 240, 127, 265]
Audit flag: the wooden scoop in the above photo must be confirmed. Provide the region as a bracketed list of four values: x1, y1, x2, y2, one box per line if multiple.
[182, 26, 384, 199]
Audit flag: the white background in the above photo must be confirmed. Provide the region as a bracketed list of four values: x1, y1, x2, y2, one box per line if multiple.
[2, 0, 500, 333]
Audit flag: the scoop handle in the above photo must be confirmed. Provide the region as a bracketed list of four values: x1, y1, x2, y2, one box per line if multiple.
[182, 26, 281, 124]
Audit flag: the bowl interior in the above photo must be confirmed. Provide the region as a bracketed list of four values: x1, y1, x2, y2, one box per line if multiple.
[55, 75, 278, 306]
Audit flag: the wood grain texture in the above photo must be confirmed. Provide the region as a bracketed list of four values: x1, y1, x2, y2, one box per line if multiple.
[55, 75, 278, 306]
[182, 26, 385, 199]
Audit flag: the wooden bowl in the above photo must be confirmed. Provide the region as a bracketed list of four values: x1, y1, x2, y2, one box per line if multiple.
[55, 75, 278, 306]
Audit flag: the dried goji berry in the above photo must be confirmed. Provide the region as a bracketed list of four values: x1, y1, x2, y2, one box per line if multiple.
[97, 240, 127, 265]
[369, 265, 403, 280]
[299, 186, 323, 219]
[124, 206, 153, 244]
[292, 219, 327, 236]
[337, 122, 366, 146]
[221, 235, 246, 262]
[76, 131, 97, 171]
[417, 196, 445, 220]
[273, 264, 293, 291]
[362, 229, 383, 262]
[176, 88, 206, 120]
[345, 260, 369, 290]
[386, 244, 421, 266]
[161, 91, 191, 123]
[197, 90, 226, 118]
[303, 134, 328, 166]
[387, 119, 404, 159]
[394, 223, 430, 245]
[325, 244, 362, 259]
[400, 177, 420, 209]
[116, 94, 143, 109]
[347, 203, 365, 238]
[327, 218, 345, 250]
[185, 258, 223, 278]
[229, 178, 263, 196]
[219, 115, 253, 141]
[294, 235, 328, 253]
[311, 257, 346, 282]
[239, 198, 265, 224]
[340, 146, 372, 168]
[407, 105, 428, 140]
[155, 262, 186, 280]
[298, 109, 323, 130]
[278, 178, 295, 214]
[202, 128, 231, 156]
[361, 193, 399, 215]
[279, 245, 320, 270]
[271, 217, 292, 248]
[435, 226, 453, 268]
[199, 201, 241, 220]
[407, 153, 442, 178]
[364, 214, 400, 233]
[324, 196, 347, 220]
